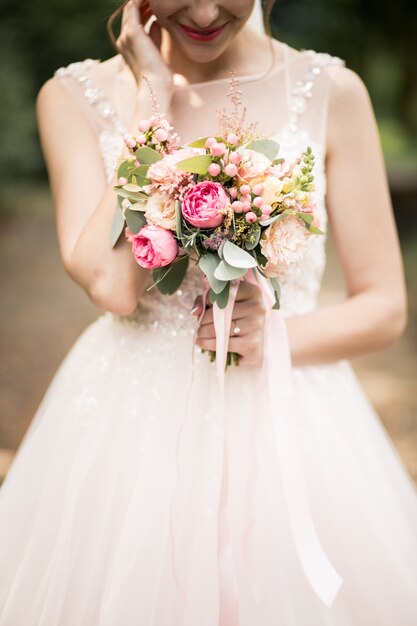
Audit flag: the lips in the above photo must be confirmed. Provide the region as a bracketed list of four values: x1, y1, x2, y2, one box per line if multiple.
[178, 22, 228, 42]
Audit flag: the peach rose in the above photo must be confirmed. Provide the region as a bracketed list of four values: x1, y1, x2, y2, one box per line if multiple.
[260, 175, 284, 206]
[237, 149, 271, 185]
[260, 215, 309, 277]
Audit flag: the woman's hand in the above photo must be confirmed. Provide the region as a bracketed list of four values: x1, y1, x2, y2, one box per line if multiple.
[116, 0, 173, 91]
[193, 281, 267, 367]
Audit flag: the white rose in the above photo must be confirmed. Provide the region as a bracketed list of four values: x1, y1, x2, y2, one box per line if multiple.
[144, 192, 177, 230]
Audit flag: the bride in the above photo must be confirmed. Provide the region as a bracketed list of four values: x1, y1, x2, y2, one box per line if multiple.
[1, 0, 416, 624]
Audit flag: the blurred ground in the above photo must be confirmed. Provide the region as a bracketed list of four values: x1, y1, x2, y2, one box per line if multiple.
[0, 184, 416, 484]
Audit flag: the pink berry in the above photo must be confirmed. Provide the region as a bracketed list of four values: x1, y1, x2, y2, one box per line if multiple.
[118, 177, 128, 185]
[227, 133, 238, 145]
[208, 163, 221, 177]
[125, 137, 137, 149]
[138, 119, 151, 133]
[149, 115, 159, 125]
[136, 134, 146, 145]
[154, 128, 168, 142]
[262, 204, 273, 215]
[134, 159, 140, 167]
[240, 184, 251, 196]
[205, 137, 217, 149]
[242, 200, 252, 212]
[224, 163, 238, 177]
[252, 183, 264, 196]
[229, 151, 242, 165]
[253, 196, 264, 208]
[229, 187, 238, 199]
[245, 211, 258, 223]
[211, 142, 226, 157]
[232, 200, 244, 213]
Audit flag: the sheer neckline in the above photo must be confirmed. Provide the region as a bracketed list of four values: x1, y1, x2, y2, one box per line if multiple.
[171, 42, 304, 91]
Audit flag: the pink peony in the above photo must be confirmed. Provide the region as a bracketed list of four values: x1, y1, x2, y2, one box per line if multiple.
[260, 215, 310, 277]
[125, 224, 178, 269]
[182, 181, 229, 229]
[147, 148, 203, 197]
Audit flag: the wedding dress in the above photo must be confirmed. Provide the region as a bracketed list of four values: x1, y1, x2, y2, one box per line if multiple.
[1, 41, 417, 626]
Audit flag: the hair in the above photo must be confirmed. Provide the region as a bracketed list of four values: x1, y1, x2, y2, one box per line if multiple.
[106, 1, 277, 53]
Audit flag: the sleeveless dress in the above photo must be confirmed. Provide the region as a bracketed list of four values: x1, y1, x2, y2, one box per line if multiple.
[1, 44, 417, 626]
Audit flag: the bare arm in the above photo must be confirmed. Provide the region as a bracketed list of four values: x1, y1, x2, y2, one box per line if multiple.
[36, 81, 167, 316]
[36, 0, 172, 316]
[285, 66, 407, 366]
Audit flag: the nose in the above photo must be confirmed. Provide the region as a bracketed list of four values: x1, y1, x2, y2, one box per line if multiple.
[187, 1, 220, 28]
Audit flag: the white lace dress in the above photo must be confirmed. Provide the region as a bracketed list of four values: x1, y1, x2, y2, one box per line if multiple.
[0, 46, 417, 626]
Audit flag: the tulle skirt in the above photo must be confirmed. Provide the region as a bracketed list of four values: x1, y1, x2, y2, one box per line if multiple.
[1, 312, 417, 625]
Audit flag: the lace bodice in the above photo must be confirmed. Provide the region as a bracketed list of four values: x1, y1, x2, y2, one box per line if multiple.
[53, 45, 345, 331]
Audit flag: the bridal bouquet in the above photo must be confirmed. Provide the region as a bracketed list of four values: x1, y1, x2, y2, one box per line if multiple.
[111, 77, 322, 363]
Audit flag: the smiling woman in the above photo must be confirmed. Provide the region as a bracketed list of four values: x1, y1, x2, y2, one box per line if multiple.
[1, 0, 417, 624]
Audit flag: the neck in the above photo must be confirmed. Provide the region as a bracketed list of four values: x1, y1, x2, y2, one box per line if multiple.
[161, 27, 275, 86]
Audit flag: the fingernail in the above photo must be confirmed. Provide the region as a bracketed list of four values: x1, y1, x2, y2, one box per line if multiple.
[190, 306, 200, 315]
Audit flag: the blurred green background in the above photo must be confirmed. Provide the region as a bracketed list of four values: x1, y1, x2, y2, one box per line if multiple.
[0, 0, 416, 480]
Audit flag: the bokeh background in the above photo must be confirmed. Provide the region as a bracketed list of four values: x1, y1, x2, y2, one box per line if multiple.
[0, 0, 416, 483]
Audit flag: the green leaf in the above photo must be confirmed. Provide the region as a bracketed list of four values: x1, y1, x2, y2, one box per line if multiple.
[111, 201, 125, 247]
[214, 260, 247, 281]
[186, 136, 223, 148]
[296, 212, 314, 226]
[271, 157, 285, 166]
[125, 208, 146, 234]
[176, 154, 213, 175]
[309, 225, 324, 235]
[131, 164, 150, 179]
[210, 282, 230, 309]
[135, 146, 162, 164]
[199, 253, 227, 294]
[152, 255, 189, 295]
[244, 224, 261, 250]
[128, 201, 147, 212]
[245, 139, 280, 161]
[222, 240, 257, 269]
[269, 277, 281, 310]
[114, 188, 148, 202]
[117, 159, 136, 180]
[175, 200, 184, 243]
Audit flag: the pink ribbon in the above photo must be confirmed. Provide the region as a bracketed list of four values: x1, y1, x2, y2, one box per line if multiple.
[211, 270, 343, 609]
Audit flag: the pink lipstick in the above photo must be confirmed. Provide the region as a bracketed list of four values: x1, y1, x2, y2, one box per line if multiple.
[178, 22, 228, 42]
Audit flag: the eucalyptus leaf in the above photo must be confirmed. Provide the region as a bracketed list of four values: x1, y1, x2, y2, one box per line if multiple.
[122, 183, 142, 192]
[135, 146, 162, 164]
[214, 259, 247, 281]
[199, 254, 227, 294]
[117, 159, 136, 180]
[131, 164, 150, 180]
[115, 188, 149, 203]
[309, 225, 324, 235]
[176, 154, 212, 175]
[152, 255, 189, 295]
[245, 139, 280, 161]
[213, 281, 230, 309]
[222, 240, 257, 269]
[110, 204, 125, 247]
[125, 208, 146, 234]
[128, 201, 147, 212]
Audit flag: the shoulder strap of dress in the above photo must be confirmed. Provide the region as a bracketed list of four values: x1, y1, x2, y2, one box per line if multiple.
[53, 58, 128, 139]
[284, 50, 346, 147]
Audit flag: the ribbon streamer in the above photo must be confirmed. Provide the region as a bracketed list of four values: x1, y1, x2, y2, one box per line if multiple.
[211, 271, 343, 608]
